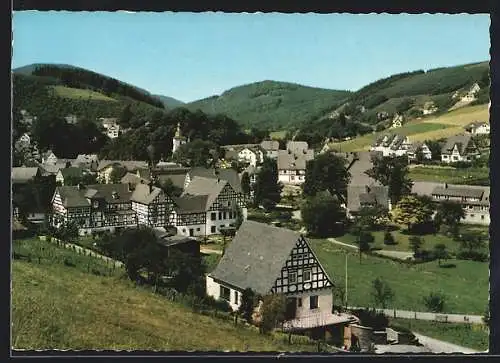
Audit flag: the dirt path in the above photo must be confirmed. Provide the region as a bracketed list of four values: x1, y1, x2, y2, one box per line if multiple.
[412, 333, 481, 354]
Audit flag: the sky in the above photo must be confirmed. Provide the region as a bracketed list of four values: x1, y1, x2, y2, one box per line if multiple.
[12, 12, 490, 103]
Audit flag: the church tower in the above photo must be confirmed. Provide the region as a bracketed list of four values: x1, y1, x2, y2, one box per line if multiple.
[172, 122, 187, 155]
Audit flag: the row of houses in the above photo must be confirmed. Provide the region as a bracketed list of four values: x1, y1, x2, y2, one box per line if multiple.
[370, 133, 482, 164]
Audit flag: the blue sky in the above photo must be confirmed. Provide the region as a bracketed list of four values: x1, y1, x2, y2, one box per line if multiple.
[12, 12, 490, 103]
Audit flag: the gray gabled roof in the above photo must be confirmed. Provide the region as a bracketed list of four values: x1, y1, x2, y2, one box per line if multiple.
[441, 134, 474, 155]
[173, 194, 209, 214]
[182, 176, 229, 210]
[286, 141, 309, 154]
[277, 150, 314, 170]
[130, 183, 170, 205]
[55, 183, 132, 208]
[347, 185, 389, 212]
[209, 220, 307, 295]
[260, 140, 280, 151]
[188, 167, 242, 194]
[432, 186, 484, 199]
[12, 167, 40, 183]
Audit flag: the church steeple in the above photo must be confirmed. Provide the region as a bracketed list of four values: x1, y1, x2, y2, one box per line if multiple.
[174, 122, 182, 139]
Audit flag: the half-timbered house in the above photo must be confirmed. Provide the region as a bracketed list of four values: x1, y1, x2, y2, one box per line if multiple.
[51, 183, 137, 235]
[207, 220, 357, 335]
[130, 183, 176, 228]
[176, 176, 247, 236]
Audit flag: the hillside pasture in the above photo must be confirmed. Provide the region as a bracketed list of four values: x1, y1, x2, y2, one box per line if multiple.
[328, 104, 489, 152]
[408, 165, 489, 185]
[50, 85, 118, 102]
[309, 239, 489, 315]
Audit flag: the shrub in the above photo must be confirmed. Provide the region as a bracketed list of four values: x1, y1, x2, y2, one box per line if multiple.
[383, 231, 396, 245]
[456, 250, 489, 262]
[423, 292, 446, 313]
[63, 258, 76, 267]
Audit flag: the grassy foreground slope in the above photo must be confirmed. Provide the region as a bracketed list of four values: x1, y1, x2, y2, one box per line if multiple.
[12, 260, 316, 351]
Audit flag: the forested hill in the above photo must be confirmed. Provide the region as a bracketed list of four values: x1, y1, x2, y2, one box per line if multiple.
[183, 80, 352, 130]
[289, 61, 490, 147]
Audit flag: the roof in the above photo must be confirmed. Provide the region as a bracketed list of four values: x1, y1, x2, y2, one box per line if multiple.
[346, 151, 382, 187]
[209, 220, 307, 295]
[173, 194, 209, 213]
[154, 231, 197, 248]
[260, 140, 280, 151]
[188, 167, 242, 193]
[411, 181, 490, 205]
[39, 162, 73, 175]
[120, 172, 145, 186]
[75, 154, 99, 163]
[12, 167, 40, 183]
[286, 141, 309, 154]
[130, 183, 170, 205]
[441, 134, 473, 155]
[224, 149, 239, 160]
[432, 186, 484, 199]
[58, 167, 86, 179]
[465, 121, 489, 130]
[97, 160, 149, 172]
[277, 150, 314, 171]
[55, 184, 132, 208]
[183, 176, 229, 210]
[347, 185, 389, 212]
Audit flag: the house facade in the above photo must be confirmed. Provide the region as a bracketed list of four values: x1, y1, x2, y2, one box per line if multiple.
[42, 150, 59, 165]
[390, 114, 405, 129]
[370, 134, 413, 157]
[440, 134, 480, 164]
[260, 140, 280, 160]
[412, 182, 490, 225]
[206, 221, 356, 332]
[464, 121, 490, 135]
[277, 148, 314, 185]
[346, 185, 391, 220]
[406, 142, 432, 162]
[51, 183, 138, 235]
[131, 183, 176, 228]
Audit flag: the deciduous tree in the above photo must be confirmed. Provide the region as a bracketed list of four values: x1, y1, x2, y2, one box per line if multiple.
[392, 195, 434, 232]
[303, 153, 351, 200]
[254, 158, 282, 209]
[366, 155, 413, 204]
[433, 243, 449, 266]
[371, 277, 394, 309]
[301, 191, 346, 237]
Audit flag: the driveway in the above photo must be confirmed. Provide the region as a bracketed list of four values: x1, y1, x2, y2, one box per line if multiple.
[373, 249, 414, 260]
[412, 333, 480, 354]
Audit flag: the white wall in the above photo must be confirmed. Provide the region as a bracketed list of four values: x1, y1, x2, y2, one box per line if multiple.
[290, 289, 333, 319]
[206, 275, 241, 311]
[206, 211, 237, 235]
[177, 223, 207, 237]
[279, 171, 305, 185]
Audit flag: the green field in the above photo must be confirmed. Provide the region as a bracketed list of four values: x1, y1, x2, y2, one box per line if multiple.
[335, 224, 489, 254]
[408, 166, 489, 185]
[309, 239, 488, 315]
[269, 130, 287, 139]
[389, 318, 489, 351]
[51, 85, 118, 102]
[11, 238, 315, 351]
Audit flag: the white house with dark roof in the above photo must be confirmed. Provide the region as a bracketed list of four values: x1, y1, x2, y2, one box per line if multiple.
[206, 221, 358, 332]
[41, 150, 59, 165]
[277, 148, 314, 185]
[464, 121, 490, 135]
[51, 183, 138, 235]
[411, 181, 490, 225]
[370, 134, 412, 157]
[175, 176, 247, 237]
[260, 140, 280, 160]
[346, 185, 391, 220]
[440, 134, 480, 163]
[406, 142, 432, 162]
[131, 183, 177, 228]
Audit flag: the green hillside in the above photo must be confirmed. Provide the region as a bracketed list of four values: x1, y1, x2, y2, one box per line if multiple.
[184, 80, 352, 130]
[154, 94, 185, 108]
[12, 238, 316, 351]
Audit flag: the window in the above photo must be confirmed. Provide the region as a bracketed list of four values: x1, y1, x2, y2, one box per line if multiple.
[481, 215, 485, 220]
[303, 269, 312, 282]
[219, 212, 222, 220]
[310, 295, 318, 310]
[288, 272, 297, 284]
[211, 226, 216, 233]
[220, 286, 230, 301]
[223, 212, 227, 219]
[211, 213, 216, 221]
[297, 298, 302, 307]
[228, 211, 233, 219]
[196, 227, 201, 231]
[470, 214, 475, 218]
[234, 291, 239, 305]
[182, 229, 186, 233]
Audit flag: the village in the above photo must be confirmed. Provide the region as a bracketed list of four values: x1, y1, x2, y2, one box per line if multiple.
[12, 108, 490, 353]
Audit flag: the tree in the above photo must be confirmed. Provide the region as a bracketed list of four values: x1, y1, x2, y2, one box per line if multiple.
[415, 147, 426, 164]
[423, 292, 446, 313]
[435, 201, 465, 234]
[172, 139, 219, 168]
[240, 172, 251, 196]
[357, 231, 373, 263]
[302, 153, 351, 200]
[238, 288, 257, 324]
[409, 236, 424, 256]
[370, 278, 394, 309]
[392, 195, 435, 232]
[160, 178, 183, 198]
[433, 243, 449, 266]
[366, 155, 413, 204]
[300, 191, 346, 237]
[259, 294, 287, 334]
[109, 166, 128, 184]
[57, 220, 79, 243]
[425, 140, 443, 161]
[383, 230, 396, 245]
[356, 205, 390, 231]
[253, 158, 282, 209]
[118, 104, 133, 128]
